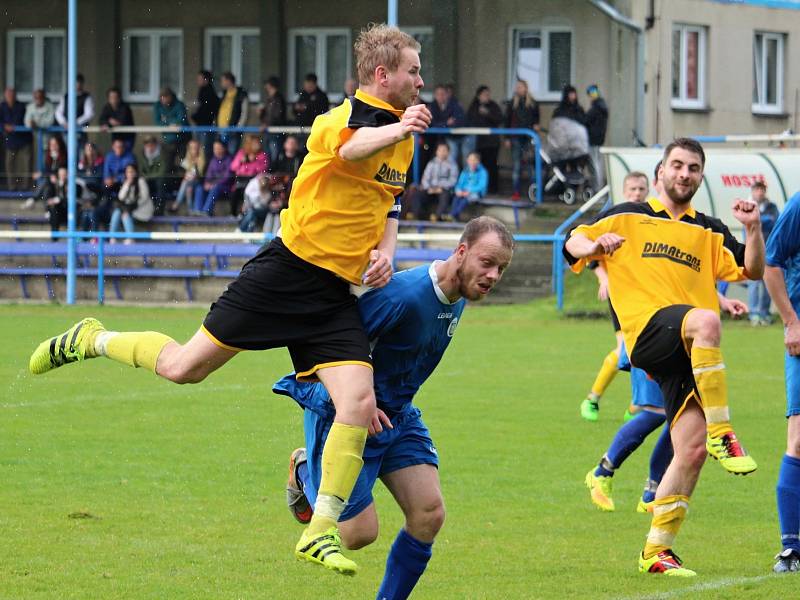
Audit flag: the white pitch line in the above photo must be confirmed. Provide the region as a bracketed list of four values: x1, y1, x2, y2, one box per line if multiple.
[619, 574, 773, 600]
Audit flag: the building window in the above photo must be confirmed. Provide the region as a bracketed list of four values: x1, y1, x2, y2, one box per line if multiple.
[508, 27, 573, 102]
[123, 29, 183, 103]
[401, 27, 434, 101]
[753, 32, 784, 114]
[671, 24, 707, 109]
[205, 28, 261, 101]
[6, 30, 65, 101]
[288, 28, 351, 101]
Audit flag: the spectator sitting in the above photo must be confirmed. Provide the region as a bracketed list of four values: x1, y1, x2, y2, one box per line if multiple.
[153, 87, 189, 176]
[110, 163, 153, 244]
[139, 135, 169, 216]
[428, 84, 465, 165]
[466, 85, 503, 193]
[585, 84, 609, 189]
[749, 180, 780, 325]
[553, 85, 586, 124]
[77, 142, 105, 230]
[217, 71, 249, 155]
[504, 79, 540, 200]
[1, 87, 33, 192]
[55, 74, 94, 146]
[293, 73, 329, 128]
[24, 88, 55, 131]
[409, 142, 458, 222]
[99, 138, 136, 229]
[229, 135, 269, 216]
[170, 139, 206, 213]
[41, 167, 89, 239]
[343, 77, 357, 98]
[238, 174, 274, 233]
[99, 86, 135, 150]
[193, 140, 232, 216]
[272, 135, 303, 177]
[259, 76, 288, 163]
[450, 151, 488, 221]
[27, 135, 66, 206]
[191, 70, 220, 160]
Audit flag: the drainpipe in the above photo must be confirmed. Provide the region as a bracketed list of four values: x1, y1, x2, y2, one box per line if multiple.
[587, 0, 645, 144]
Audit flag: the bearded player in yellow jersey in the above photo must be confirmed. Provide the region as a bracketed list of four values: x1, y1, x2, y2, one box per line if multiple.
[565, 138, 764, 576]
[28, 24, 431, 576]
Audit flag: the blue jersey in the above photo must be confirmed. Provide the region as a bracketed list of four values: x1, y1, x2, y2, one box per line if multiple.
[766, 191, 800, 312]
[273, 263, 466, 417]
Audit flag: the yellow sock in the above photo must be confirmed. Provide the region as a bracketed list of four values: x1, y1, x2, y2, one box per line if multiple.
[691, 346, 733, 438]
[643, 494, 690, 558]
[100, 331, 175, 373]
[590, 350, 619, 397]
[307, 422, 367, 536]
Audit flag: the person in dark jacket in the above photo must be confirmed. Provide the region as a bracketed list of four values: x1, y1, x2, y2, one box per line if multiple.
[191, 70, 220, 160]
[585, 84, 609, 188]
[99, 86, 135, 150]
[553, 85, 586, 125]
[1, 87, 33, 191]
[292, 73, 329, 128]
[259, 76, 288, 163]
[427, 84, 466, 166]
[466, 85, 503, 193]
[504, 79, 540, 200]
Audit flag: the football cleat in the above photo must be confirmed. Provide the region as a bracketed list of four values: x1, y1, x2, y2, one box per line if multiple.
[639, 550, 696, 577]
[773, 548, 800, 573]
[29, 317, 105, 375]
[706, 432, 757, 475]
[287, 448, 313, 524]
[295, 526, 358, 576]
[636, 499, 654, 514]
[580, 398, 600, 422]
[585, 469, 615, 511]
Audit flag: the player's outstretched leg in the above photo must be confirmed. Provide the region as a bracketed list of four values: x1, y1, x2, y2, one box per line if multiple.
[286, 447, 313, 524]
[29, 317, 107, 374]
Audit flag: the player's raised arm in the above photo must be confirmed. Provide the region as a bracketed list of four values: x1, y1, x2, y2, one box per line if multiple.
[733, 198, 765, 279]
[565, 232, 625, 259]
[339, 104, 431, 162]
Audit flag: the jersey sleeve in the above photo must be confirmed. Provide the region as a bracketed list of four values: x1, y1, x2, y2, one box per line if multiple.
[713, 225, 747, 282]
[309, 105, 356, 156]
[563, 215, 616, 273]
[767, 193, 800, 269]
[358, 285, 407, 340]
[387, 193, 402, 220]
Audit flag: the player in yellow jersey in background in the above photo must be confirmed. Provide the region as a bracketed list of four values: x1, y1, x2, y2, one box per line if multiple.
[565, 138, 764, 576]
[29, 24, 431, 576]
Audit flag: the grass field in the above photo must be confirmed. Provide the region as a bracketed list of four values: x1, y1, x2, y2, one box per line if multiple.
[1, 296, 796, 599]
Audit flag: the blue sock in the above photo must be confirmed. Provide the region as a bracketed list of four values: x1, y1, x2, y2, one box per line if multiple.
[376, 529, 433, 600]
[297, 460, 310, 493]
[642, 424, 673, 502]
[594, 410, 665, 477]
[777, 454, 800, 552]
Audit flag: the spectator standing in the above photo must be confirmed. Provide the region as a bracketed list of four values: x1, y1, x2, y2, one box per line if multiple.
[171, 139, 206, 213]
[466, 85, 503, 193]
[77, 142, 104, 230]
[749, 180, 780, 325]
[99, 138, 136, 228]
[191, 70, 220, 160]
[55, 74, 94, 147]
[24, 88, 56, 130]
[450, 151, 488, 221]
[153, 87, 188, 176]
[229, 135, 269, 216]
[504, 79, 540, 200]
[292, 73, 329, 128]
[409, 142, 458, 221]
[428, 84, 466, 166]
[99, 86, 135, 150]
[259, 76, 287, 164]
[110, 163, 153, 244]
[139, 135, 169, 216]
[342, 78, 357, 98]
[217, 72, 249, 156]
[553, 85, 586, 124]
[271, 134, 303, 178]
[193, 140, 232, 216]
[1, 88, 33, 191]
[585, 84, 609, 189]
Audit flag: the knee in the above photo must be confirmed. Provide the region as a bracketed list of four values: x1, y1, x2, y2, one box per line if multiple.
[341, 524, 379, 551]
[689, 309, 721, 345]
[407, 500, 446, 541]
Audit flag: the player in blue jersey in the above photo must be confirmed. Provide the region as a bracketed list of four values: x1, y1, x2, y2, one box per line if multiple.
[273, 216, 514, 599]
[764, 191, 800, 573]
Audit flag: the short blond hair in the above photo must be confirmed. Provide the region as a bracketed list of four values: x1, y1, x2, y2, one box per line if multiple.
[354, 24, 420, 85]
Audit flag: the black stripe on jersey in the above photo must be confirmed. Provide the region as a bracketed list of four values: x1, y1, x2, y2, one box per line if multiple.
[347, 97, 401, 129]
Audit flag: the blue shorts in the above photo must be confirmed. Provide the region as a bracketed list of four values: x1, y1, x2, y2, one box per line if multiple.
[785, 351, 800, 417]
[631, 366, 665, 409]
[303, 405, 439, 521]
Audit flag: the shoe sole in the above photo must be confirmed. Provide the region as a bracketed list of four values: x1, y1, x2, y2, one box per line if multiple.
[295, 551, 357, 576]
[287, 449, 312, 524]
[706, 452, 758, 475]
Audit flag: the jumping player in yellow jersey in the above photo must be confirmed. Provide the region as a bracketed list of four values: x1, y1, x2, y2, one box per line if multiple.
[565, 138, 764, 576]
[28, 24, 431, 576]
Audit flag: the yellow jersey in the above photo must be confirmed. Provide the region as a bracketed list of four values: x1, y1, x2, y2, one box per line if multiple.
[565, 198, 747, 354]
[280, 89, 413, 284]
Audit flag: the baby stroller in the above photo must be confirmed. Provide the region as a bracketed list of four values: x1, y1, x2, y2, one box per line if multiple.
[538, 117, 595, 205]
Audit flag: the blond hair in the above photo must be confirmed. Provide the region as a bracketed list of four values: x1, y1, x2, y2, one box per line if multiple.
[354, 24, 420, 85]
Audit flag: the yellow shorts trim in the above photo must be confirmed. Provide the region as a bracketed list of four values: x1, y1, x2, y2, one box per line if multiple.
[200, 325, 245, 353]
[296, 360, 373, 382]
[671, 389, 700, 429]
[680, 308, 697, 357]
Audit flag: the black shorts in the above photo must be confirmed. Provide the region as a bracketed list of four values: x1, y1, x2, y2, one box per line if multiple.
[202, 238, 371, 380]
[608, 300, 621, 333]
[630, 304, 699, 425]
